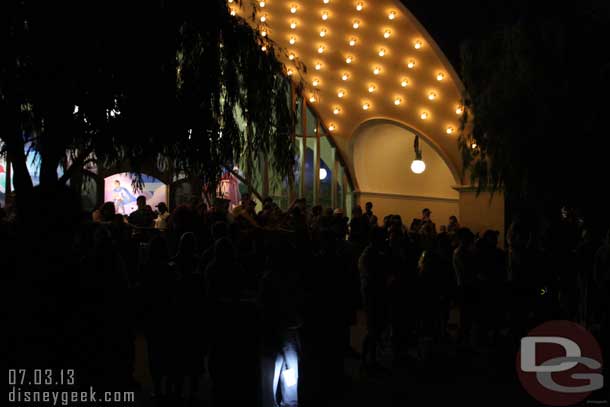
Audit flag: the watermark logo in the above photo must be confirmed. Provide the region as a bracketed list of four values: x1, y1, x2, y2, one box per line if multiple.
[516, 320, 604, 406]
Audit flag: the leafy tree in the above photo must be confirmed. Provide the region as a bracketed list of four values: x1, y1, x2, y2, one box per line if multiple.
[458, 1, 610, 219]
[1, 0, 296, 202]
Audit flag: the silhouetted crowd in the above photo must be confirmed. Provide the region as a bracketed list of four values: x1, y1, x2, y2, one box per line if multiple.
[4, 189, 609, 407]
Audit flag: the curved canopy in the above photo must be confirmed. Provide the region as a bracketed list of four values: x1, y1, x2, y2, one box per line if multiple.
[232, 0, 466, 177]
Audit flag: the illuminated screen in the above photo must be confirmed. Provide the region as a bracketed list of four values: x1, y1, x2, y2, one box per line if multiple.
[104, 173, 167, 215]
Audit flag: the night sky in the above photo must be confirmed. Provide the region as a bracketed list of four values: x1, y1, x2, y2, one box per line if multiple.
[401, 0, 575, 70]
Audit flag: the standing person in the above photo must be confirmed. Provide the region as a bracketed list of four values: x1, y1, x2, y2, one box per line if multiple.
[359, 227, 391, 372]
[154, 202, 170, 232]
[141, 236, 176, 402]
[418, 208, 437, 250]
[364, 202, 377, 226]
[128, 196, 154, 228]
[169, 232, 206, 404]
[447, 215, 460, 235]
[453, 228, 478, 345]
[349, 205, 370, 255]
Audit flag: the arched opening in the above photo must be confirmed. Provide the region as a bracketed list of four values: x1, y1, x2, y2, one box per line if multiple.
[352, 119, 460, 229]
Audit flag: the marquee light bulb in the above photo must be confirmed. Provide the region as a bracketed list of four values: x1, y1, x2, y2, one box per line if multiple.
[401, 79, 408, 87]
[260, 14, 267, 22]
[289, 36, 296, 45]
[420, 111, 429, 120]
[394, 97, 402, 106]
[320, 28, 327, 37]
[230, 8, 236, 16]
[328, 123, 336, 131]
[378, 48, 386, 57]
[356, 2, 364, 11]
[368, 84, 376, 93]
[437, 72, 445, 81]
[349, 38, 357, 46]
[317, 45, 325, 54]
[309, 95, 316, 103]
[259, 1, 265, 7]
[384, 30, 391, 39]
[414, 40, 423, 49]
[388, 11, 396, 20]
[373, 66, 381, 75]
[353, 20, 360, 29]
[428, 92, 437, 100]
[287, 68, 293, 76]
[261, 45, 267, 51]
[290, 21, 297, 29]
[322, 11, 329, 20]
[446, 127, 455, 134]
[289, 52, 295, 60]
[341, 73, 349, 81]
[312, 78, 320, 87]
[456, 106, 464, 115]
[345, 56, 353, 64]
[333, 106, 341, 115]
[290, 5, 297, 13]
[407, 60, 416, 69]
[362, 102, 370, 110]
[337, 90, 345, 98]
[315, 62, 322, 70]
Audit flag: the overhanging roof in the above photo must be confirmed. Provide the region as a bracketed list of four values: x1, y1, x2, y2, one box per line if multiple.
[231, 0, 466, 175]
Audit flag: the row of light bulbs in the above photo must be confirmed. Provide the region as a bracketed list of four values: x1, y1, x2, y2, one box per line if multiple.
[230, 0, 463, 135]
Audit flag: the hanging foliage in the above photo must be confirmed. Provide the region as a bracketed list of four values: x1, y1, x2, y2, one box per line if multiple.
[0, 0, 297, 195]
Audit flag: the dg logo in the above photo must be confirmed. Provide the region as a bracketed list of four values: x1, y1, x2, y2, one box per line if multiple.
[516, 320, 604, 406]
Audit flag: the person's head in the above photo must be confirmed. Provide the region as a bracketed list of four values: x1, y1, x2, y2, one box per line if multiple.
[156, 202, 168, 214]
[449, 215, 458, 225]
[369, 226, 386, 249]
[352, 205, 363, 217]
[241, 193, 251, 206]
[114, 180, 120, 188]
[365, 202, 373, 212]
[177, 232, 197, 257]
[100, 201, 115, 222]
[136, 195, 147, 209]
[214, 236, 234, 260]
[422, 208, 432, 220]
[482, 229, 499, 248]
[456, 227, 475, 249]
[211, 221, 229, 241]
[296, 198, 307, 211]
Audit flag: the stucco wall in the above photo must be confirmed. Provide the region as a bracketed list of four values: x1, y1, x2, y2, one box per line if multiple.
[352, 122, 459, 199]
[458, 190, 505, 245]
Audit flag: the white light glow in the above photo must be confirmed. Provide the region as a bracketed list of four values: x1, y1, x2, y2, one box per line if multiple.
[319, 168, 328, 180]
[282, 368, 297, 388]
[411, 159, 426, 174]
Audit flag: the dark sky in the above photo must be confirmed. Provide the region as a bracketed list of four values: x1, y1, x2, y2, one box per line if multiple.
[400, 0, 558, 70]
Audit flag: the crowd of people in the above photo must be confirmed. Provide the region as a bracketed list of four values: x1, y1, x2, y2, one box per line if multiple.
[4, 189, 609, 407]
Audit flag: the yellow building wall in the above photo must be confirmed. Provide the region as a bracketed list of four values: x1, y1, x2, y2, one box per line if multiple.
[458, 190, 505, 245]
